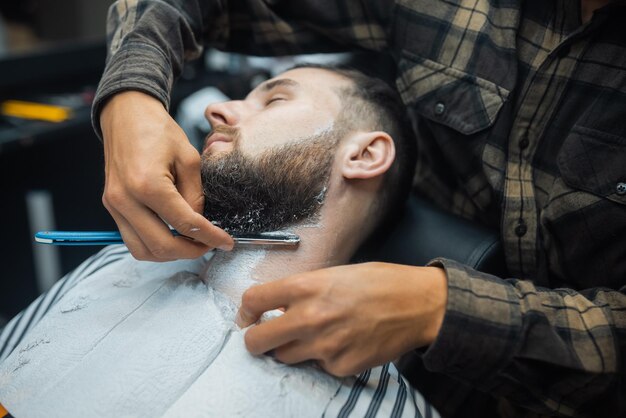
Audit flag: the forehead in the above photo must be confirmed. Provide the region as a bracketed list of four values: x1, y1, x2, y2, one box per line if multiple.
[252, 67, 350, 103]
[281, 67, 351, 88]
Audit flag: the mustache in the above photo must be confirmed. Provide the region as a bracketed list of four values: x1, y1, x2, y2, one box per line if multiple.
[206, 124, 240, 142]
[203, 124, 241, 155]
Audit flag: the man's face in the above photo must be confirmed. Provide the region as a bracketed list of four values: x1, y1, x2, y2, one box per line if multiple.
[200, 68, 351, 233]
[202, 68, 347, 158]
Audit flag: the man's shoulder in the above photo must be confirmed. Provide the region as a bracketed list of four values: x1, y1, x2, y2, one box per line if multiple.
[57, 245, 212, 302]
[72, 245, 210, 280]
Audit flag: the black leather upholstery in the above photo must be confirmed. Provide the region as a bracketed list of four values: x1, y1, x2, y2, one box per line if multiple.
[364, 194, 507, 277]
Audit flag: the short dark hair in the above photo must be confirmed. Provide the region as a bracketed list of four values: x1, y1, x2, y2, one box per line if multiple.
[292, 63, 417, 230]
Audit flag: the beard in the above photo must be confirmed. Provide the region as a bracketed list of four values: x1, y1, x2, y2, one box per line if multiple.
[200, 132, 340, 234]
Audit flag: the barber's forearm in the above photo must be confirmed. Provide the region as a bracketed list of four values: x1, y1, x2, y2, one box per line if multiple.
[422, 258, 626, 416]
[92, 0, 214, 139]
[92, 44, 172, 139]
[92, 0, 396, 138]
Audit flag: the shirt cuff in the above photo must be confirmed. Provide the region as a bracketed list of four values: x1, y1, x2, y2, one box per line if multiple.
[91, 41, 173, 140]
[421, 258, 523, 384]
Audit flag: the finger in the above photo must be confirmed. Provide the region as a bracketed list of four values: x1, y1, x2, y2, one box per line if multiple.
[273, 340, 316, 365]
[103, 193, 155, 260]
[174, 148, 205, 215]
[243, 312, 306, 356]
[237, 278, 303, 327]
[140, 179, 234, 251]
[106, 205, 158, 261]
[119, 197, 213, 260]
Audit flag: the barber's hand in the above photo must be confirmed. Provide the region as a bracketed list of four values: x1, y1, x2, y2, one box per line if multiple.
[100, 91, 234, 261]
[236, 262, 447, 377]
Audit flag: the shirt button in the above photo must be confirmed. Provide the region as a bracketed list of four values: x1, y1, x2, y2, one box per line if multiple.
[617, 182, 626, 195]
[519, 136, 529, 150]
[515, 219, 527, 237]
[434, 102, 446, 115]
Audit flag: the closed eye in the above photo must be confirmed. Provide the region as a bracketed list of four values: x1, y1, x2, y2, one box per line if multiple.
[266, 97, 286, 106]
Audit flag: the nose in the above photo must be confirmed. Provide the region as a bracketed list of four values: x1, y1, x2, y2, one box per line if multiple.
[204, 101, 240, 128]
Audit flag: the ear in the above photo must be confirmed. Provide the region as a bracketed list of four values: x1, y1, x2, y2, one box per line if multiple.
[340, 131, 396, 180]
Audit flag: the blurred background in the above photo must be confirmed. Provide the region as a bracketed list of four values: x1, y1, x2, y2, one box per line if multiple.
[0, 0, 117, 327]
[0, 0, 395, 326]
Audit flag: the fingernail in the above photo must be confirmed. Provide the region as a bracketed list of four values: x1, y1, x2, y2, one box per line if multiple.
[218, 242, 234, 251]
[235, 311, 245, 328]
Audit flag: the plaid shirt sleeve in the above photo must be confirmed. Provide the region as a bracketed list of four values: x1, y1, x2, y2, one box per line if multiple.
[93, 1, 626, 417]
[423, 258, 625, 418]
[91, 0, 392, 137]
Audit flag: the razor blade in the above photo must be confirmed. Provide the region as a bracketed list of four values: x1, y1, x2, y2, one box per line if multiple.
[34, 230, 300, 247]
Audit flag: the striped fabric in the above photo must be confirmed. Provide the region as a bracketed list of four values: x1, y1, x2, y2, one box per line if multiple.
[91, 1, 626, 417]
[0, 247, 438, 418]
[0, 245, 129, 363]
[326, 363, 437, 418]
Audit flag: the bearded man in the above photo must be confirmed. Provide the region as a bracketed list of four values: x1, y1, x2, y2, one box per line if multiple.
[0, 66, 441, 418]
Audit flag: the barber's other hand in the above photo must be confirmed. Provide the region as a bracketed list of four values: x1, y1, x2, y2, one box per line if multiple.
[100, 91, 234, 261]
[236, 262, 447, 377]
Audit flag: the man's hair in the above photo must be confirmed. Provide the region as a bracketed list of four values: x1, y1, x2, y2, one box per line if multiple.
[293, 63, 417, 231]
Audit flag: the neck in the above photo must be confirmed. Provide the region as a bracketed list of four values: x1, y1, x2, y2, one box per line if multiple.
[200, 203, 363, 306]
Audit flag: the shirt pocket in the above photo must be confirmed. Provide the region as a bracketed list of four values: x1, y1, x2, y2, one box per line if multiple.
[544, 126, 626, 288]
[396, 51, 510, 134]
[557, 126, 626, 206]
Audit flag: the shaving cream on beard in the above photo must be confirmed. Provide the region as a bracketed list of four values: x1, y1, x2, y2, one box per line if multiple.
[201, 248, 265, 308]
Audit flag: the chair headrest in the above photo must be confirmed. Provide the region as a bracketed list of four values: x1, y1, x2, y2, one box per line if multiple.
[356, 195, 508, 277]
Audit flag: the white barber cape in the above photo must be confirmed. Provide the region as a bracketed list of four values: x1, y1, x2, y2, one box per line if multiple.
[0, 246, 438, 418]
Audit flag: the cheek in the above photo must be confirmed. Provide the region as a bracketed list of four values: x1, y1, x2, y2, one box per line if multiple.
[290, 103, 337, 138]
[240, 108, 336, 154]
[240, 124, 282, 154]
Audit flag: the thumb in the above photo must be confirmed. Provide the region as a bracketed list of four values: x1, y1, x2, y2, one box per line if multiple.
[235, 280, 294, 328]
[175, 146, 205, 215]
[235, 307, 257, 328]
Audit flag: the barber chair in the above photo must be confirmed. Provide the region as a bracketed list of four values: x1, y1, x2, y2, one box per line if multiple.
[362, 193, 508, 417]
[366, 194, 507, 275]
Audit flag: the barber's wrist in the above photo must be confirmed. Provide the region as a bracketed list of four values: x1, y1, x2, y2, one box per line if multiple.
[100, 90, 165, 139]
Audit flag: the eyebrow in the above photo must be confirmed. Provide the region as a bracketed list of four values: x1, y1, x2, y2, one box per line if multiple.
[259, 78, 300, 92]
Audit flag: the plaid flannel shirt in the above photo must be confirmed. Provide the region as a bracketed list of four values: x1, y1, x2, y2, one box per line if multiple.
[93, 1, 626, 417]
